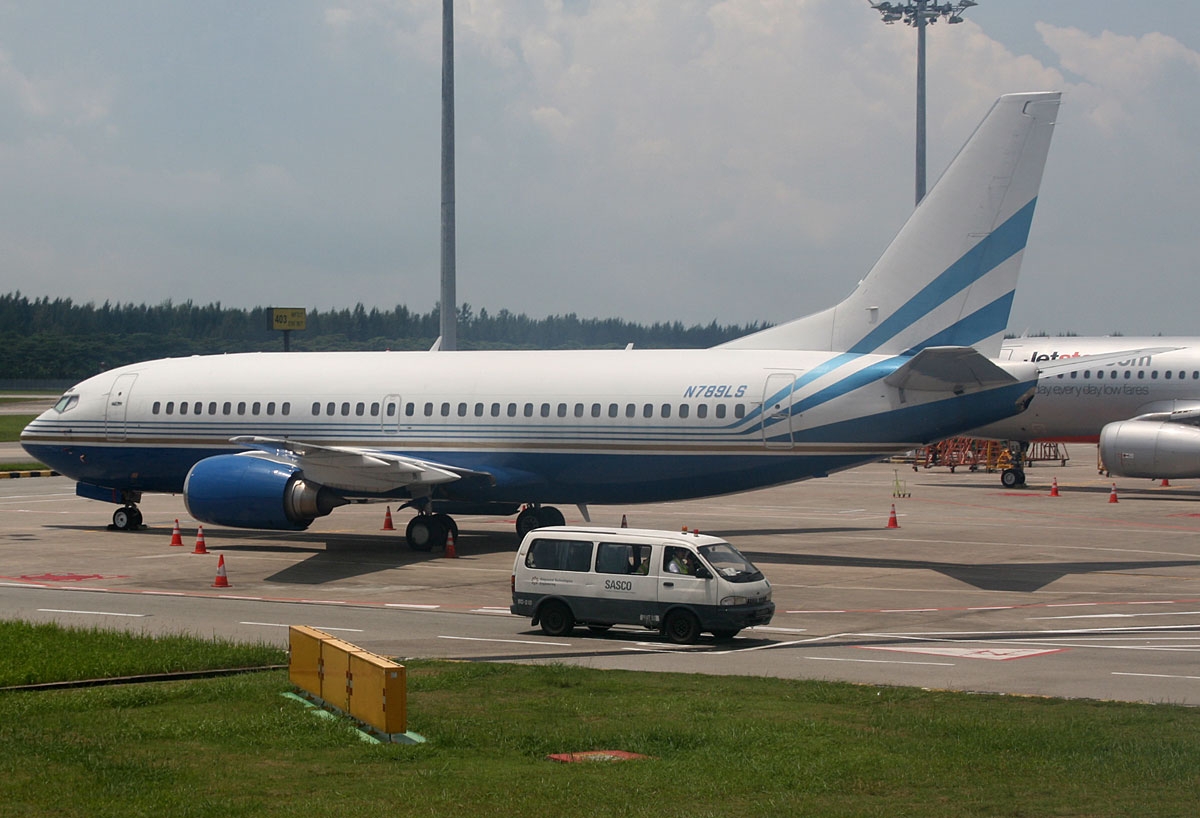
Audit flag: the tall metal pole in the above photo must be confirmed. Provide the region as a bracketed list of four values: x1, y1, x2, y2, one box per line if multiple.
[869, 2, 979, 207]
[439, 0, 457, 350]
[915, 0, 927, 205]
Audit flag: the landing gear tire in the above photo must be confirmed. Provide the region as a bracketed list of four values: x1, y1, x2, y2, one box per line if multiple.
[1001, 468, 1025, 489]
[405, 516, 447, 551]
[663, 609, 701, 645]
[432, 513, 459, 544]
[538, 600, 575, 637]
[515, 505, 566, 538]
[112, 506, 142, 531]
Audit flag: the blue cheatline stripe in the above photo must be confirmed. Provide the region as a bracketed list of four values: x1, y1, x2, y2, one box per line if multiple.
[848, 197, 1038, 355]
[902, 290, 1015, 355]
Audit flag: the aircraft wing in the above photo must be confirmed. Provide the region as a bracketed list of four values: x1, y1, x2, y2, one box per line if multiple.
[1126, 401, 1200, 426]
[231, 436, 492, 494]
[884, 347, 1029, 393]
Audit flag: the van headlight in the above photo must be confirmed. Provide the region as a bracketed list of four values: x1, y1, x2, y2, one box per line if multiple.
[721, 592, 770, 607]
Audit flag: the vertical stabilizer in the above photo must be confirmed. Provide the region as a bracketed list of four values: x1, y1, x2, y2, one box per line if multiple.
[721, 91, 1060, 356]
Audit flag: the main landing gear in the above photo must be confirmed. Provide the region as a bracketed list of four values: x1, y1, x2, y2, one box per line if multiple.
[400, 503, 567, 551]
[111, 505, 143, 531]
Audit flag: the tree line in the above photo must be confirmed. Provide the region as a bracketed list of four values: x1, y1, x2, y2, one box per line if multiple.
[0, 292, 767, 380]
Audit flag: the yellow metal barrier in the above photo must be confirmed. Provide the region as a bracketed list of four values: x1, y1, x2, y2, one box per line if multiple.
[287, 626, 417, 742]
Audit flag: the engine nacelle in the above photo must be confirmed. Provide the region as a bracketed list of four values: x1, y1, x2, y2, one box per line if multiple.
[184, 454, 347, 530]
[1099, 419, 1200, 479]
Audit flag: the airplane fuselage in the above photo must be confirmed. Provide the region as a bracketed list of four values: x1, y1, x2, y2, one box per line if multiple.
[22, 347, 1036, 506]
[975, 337, 1200, 442]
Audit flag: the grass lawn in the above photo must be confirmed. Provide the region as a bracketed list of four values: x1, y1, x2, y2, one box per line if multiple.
[1, 621, 1197, 817]
[0, 414, 35, 443]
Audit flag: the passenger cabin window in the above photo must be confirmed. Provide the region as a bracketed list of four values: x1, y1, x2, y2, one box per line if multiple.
[208, 402, 218, 415]
[356, 402, 365, 416]
[166, 401, 175, 415]
[266, 402, 276, 416]
[252, 402, 261, 415]
[326, 402, 335, 416]
[223, 402, 232, 415]
[282, 402, 290, 416]
[179, 402, 188, 415]
[525, 538, 594, 572]
[152, 401, 161, 414]
[735, 404, 745, 419]
[312, 402, 320, 416]
[237, 402, 247, 415]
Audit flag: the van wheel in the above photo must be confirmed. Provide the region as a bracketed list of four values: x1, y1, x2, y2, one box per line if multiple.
[663, 610, 700, 644]
[539, 601, 575, 637]
[587, 624, 612, 634]
[711, 629, 740, 640]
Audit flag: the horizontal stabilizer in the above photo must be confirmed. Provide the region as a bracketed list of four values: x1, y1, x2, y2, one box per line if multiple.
[231, 436, 485, 494]
[884, 347, 1027, 393]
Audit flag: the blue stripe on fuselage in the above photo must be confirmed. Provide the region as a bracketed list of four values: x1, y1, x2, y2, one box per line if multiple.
[849, 198, 1037, 355]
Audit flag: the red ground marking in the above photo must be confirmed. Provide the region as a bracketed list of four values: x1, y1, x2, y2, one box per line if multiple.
[18, 573, 122, 583]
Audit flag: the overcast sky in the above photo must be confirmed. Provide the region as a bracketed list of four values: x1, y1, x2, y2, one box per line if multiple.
[1, 1, 1197, 336]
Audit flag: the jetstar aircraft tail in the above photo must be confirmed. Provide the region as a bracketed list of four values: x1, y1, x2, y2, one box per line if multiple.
[721, 91, 1060, 357]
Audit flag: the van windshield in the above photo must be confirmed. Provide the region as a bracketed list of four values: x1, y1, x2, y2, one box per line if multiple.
[697, 543, 763, 583]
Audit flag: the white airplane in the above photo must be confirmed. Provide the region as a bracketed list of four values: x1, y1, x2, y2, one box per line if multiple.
[972, 336, 1200, 485]
[21, 91, 1061, 549]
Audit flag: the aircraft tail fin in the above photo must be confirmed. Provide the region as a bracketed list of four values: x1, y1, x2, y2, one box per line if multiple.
[720, 91, 1060, 357]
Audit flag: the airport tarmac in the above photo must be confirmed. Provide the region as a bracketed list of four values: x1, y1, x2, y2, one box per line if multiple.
[2, 447, 1198, 705]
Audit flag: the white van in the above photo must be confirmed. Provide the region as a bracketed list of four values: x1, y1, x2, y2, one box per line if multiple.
[510, 527, 774, 643]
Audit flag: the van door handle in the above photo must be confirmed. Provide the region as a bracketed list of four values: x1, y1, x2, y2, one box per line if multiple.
[662, 581, 674, 588]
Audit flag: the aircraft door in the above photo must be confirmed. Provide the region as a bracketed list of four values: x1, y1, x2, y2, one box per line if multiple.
[382, 394, 402, 434]
[105, 373, 138, 442]
[762, 373, 796, 449]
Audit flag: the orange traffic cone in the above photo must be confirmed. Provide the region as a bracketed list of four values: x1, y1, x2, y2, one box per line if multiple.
[211, 554, 230, 588]
[886, 504, 900, 529]
[1161, 478, 1171, 487]
[1108, 483, 1119, 503]
[1050, 478, 1060, 497]
[169, 519, 184, 546]
[192, 525, 208, 554]
[381, 506, 395, 530]
[444, 531, 458, 559]
[620, 514, 628, 528]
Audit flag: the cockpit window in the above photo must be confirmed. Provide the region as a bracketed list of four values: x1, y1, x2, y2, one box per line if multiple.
[53, 394, 79, 414]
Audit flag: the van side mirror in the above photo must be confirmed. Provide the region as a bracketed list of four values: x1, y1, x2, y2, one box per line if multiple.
[694, 565, 712, 580]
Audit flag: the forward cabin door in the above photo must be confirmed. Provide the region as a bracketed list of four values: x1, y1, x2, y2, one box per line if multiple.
[105, 373, 138, 442]
[762, 373, 796, 449]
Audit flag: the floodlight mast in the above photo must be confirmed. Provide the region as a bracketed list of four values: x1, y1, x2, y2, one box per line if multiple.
[869, 1, 979, 205]
[439, 0, 457, 350]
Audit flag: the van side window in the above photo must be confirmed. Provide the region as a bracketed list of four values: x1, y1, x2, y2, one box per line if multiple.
[525, 538, 594, 572]
[596, 542, 651, 575]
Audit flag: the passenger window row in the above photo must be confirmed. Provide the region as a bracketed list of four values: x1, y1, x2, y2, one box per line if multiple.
[151, 398, 750, 422]
[152, 400, 292, 417]
[1054, 369, 1200, 381]
[308, 400, 749, 421]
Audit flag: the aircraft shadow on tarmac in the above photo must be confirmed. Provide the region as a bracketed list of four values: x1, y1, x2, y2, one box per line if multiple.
[232, 530, 520, 585]
[741, 551, 1200, 593]
[49, 524, 521, 585]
